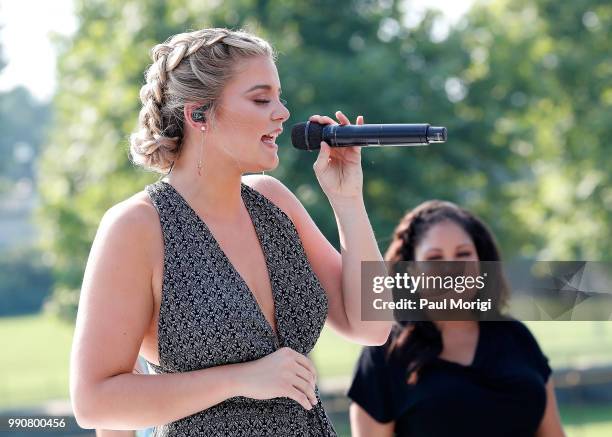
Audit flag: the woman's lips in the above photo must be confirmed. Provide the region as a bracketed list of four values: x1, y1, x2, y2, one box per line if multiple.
[261, 135, 277, 148]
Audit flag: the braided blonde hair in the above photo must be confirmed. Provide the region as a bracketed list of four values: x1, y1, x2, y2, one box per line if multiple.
[129, 28, 276, 173]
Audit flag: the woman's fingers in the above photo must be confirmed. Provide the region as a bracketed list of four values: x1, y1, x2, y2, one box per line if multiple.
[294, 362, 316, 388]
[292, 353, 318, 405]
[285, 351, 317, 408]
[288, 386, 313, 410]
[336, 111, 350, 125]
[309, 111, 361, 127]
[293, 353, 318, 381]
[309, 114, 337, 125]
[309, 112, 364, 155]
[292, 374, 317, 405]
[314, 141, 331, 171]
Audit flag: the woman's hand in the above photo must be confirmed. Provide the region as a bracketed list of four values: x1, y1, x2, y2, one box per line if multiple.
[311, 111, 364, 202]
[236, 347, 318, 410]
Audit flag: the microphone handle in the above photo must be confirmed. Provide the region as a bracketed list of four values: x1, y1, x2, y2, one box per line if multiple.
[322, 124, 443, 147]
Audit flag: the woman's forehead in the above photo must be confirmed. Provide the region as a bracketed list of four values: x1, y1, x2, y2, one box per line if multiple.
[229, 56, 281, 92]
[419, 221, 474, 249]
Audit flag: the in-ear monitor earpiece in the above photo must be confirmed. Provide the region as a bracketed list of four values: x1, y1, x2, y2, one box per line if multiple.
[191, 103, 210, 122]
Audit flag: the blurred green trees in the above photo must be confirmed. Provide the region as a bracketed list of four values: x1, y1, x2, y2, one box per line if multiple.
[0, 38, 54, 315]
[0, 87, 50, 195]
[458, 0, 612, 259]
[37, 0, 611, 319]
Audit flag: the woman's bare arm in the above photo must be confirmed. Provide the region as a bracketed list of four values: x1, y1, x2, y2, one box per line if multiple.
[349, 402, 395, 437]
[70, 199, 243, 429]
[94, 358, 149, 436]
[535, 379, 566, 437]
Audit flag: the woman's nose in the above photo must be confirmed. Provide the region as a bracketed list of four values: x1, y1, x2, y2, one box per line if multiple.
[274, 100, 290, 121]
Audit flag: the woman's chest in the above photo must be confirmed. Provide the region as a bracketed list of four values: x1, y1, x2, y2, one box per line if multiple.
[145, 232, 328, 372]
[396, 365, 547, 435]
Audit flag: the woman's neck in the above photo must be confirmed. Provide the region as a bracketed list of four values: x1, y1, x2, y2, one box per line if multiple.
[433, 320, 479, 334]
[164, 158, 245, 220]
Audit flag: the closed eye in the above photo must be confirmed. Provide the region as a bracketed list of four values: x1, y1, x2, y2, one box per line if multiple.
[254, 98, 288, 106]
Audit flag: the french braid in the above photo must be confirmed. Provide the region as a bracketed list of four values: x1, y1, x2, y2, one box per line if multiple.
[129, 28, 275, 173]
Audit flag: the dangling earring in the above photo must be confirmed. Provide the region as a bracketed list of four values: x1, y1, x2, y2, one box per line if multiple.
[198, 126, 205, 176]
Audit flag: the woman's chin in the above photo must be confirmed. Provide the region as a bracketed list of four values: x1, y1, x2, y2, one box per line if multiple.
[264, 157, 280, 172]
[250, 157, 279, 173]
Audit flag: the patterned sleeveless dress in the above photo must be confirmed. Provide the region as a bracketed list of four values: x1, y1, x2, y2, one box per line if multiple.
[144, 180, 337, 437]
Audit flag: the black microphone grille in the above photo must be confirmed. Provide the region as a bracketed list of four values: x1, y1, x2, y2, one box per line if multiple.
[291, 121, 325, 151]
[291, 122, 308, 150]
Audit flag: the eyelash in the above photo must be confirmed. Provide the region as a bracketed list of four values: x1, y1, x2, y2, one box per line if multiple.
[254, 98, 288, 106]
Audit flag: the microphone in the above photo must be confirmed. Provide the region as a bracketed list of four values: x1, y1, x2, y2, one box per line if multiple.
[291, 122, 447, 151]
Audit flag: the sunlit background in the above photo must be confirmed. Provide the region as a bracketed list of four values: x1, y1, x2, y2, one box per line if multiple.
[1, 0, 611, 436]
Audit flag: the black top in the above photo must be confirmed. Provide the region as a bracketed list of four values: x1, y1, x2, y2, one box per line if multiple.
[347, 320, 551, 437]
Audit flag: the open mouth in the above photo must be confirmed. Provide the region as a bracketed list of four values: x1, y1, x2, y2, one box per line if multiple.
[261, 134, 276, 145]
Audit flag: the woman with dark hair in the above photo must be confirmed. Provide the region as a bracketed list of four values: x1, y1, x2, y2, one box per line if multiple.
[347, 200, 566, 436]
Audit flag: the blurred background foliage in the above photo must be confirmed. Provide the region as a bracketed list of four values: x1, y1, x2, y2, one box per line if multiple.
[25, 0, 610, 320]
[1, 0, 612, 432]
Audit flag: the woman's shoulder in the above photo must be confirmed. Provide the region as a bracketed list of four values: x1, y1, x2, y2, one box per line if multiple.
[484, 318, 546, 357]
[355, 333, 398, 372]
[484, 319, 552, 381]
[486, 318, 536, 339]
[241, 174, 299, 221]
[96, 190, 162, 252]
[104, 190, 159, 228]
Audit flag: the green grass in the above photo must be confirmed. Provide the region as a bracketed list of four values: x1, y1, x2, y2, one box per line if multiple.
[525, 321, 612, 368]
[564, 422, 612, 437]
[561, 404, 612, 424]
[1, 313, 612, 437]
[0, 314, 74, 408]
[311, 327, 363, 378]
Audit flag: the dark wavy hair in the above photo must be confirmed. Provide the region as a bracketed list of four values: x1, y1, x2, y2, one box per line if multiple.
[384, 200, 510, 383]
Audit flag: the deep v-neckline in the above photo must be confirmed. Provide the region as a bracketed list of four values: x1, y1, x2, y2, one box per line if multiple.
[160, 180, 281, 345]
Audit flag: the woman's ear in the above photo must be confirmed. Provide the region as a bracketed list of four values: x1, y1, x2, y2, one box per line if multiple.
[184, 103, 209, 129]
[191, 106, 207, 122]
